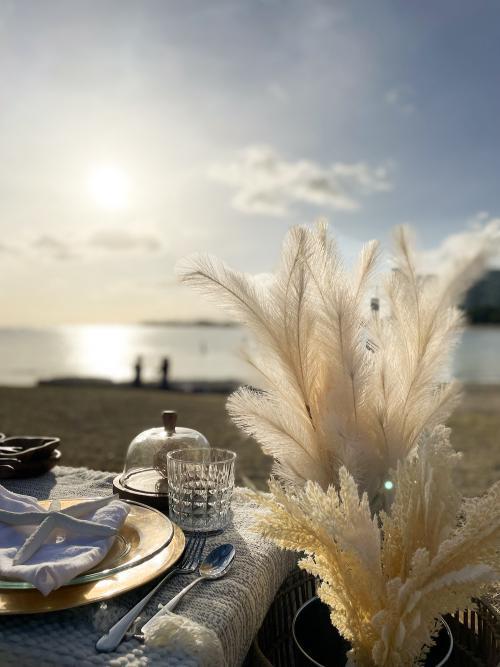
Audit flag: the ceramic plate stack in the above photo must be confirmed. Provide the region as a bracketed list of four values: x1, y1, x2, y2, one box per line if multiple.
[0, 436, 62, 479]
[0, 498, 185, 613]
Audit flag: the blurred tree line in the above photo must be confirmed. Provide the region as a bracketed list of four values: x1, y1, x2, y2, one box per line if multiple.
[463, 270, 500, 324]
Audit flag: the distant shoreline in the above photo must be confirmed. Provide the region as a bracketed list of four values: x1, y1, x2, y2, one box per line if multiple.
[36, 376, 242, 394]
[140, 320, 238, 328]
[463, 322, 500, 329]
[0, 321, 241, 330]
[0, 320, 499, 330]
[3, 378, 500, 393]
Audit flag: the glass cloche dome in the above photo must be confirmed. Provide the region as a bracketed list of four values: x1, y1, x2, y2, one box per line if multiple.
[113, 410, 210, 509]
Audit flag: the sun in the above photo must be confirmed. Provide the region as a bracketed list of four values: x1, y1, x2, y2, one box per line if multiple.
[87, 164, 130, 210]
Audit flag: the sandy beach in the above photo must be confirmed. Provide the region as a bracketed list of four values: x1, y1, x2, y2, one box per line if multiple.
[0, 384, 498, 495]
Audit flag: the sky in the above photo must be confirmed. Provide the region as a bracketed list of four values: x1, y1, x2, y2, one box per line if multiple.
[1, 0, 500, 325]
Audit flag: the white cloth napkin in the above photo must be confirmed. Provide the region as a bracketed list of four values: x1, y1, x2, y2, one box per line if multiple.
[0, 485, 129, 595]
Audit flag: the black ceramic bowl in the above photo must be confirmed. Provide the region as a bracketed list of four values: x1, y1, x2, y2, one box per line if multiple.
[0, 449, 61, 479]
[292, 596, 453, 667]
[0, 436, 60, 462]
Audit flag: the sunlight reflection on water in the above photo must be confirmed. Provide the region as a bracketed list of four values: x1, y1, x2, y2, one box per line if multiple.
[0, 324, 251, 386]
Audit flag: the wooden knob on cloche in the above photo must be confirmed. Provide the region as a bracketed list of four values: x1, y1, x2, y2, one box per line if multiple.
[162, 411, 177, 435]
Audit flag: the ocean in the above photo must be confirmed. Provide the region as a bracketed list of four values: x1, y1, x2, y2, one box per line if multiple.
[0, 324, 498, 387]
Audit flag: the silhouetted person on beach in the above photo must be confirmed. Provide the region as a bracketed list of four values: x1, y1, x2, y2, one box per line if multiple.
[160, 357, 170, 390]
[133, 356, 143, 388]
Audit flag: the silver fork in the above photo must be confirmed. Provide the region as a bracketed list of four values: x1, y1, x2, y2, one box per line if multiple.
[95, 531, 207, 652]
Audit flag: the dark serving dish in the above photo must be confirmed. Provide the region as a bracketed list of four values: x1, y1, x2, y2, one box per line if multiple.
[0, 436, 60, 462]
[0, 449, 61, 479]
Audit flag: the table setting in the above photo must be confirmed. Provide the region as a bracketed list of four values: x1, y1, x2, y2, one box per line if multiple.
[0, 411, 293, 666]
[0, 222, 499, 667]
[0, 463, 295, 667]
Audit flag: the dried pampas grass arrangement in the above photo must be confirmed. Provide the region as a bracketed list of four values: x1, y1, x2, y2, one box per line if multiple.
[255, 428, 499, 665]
[177, 222, 500, 665]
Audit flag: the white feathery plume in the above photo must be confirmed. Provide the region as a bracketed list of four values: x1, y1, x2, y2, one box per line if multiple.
[365, 231, 451, 480]
[177, 225, 331, 486]
[178, 223, 381, 491]
[303, 230, 382, 492]
[364, 223, 497, 489]
[177, 221, 494, 503]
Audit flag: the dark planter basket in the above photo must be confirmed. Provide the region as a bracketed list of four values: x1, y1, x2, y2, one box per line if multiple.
[292, 596, 452, 667]
[249, 569, 500, 667]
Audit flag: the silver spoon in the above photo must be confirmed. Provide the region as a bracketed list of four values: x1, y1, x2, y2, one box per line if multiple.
[140, 543, 235, 634]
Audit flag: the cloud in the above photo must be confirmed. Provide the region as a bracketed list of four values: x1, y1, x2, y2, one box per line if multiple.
[419, 215, 500, 274]
[0, 242, 18, 255]
[30, 230, 161, 261]
[468, 211, 490, 224]
[32, 235, 76, 260]
[88, 230, 161, 252]
[208, 145, 392, 216]
[266, 83, 289, 103]
[385, 85, 415, 114]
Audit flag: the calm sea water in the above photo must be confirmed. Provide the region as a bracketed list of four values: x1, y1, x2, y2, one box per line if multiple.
[0, 324, 498, 387]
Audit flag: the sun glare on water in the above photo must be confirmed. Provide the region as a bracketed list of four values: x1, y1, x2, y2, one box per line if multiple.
[88, 164, 130, 210]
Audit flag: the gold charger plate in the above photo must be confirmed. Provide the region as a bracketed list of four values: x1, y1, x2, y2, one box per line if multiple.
[0, 498, 185, 614]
